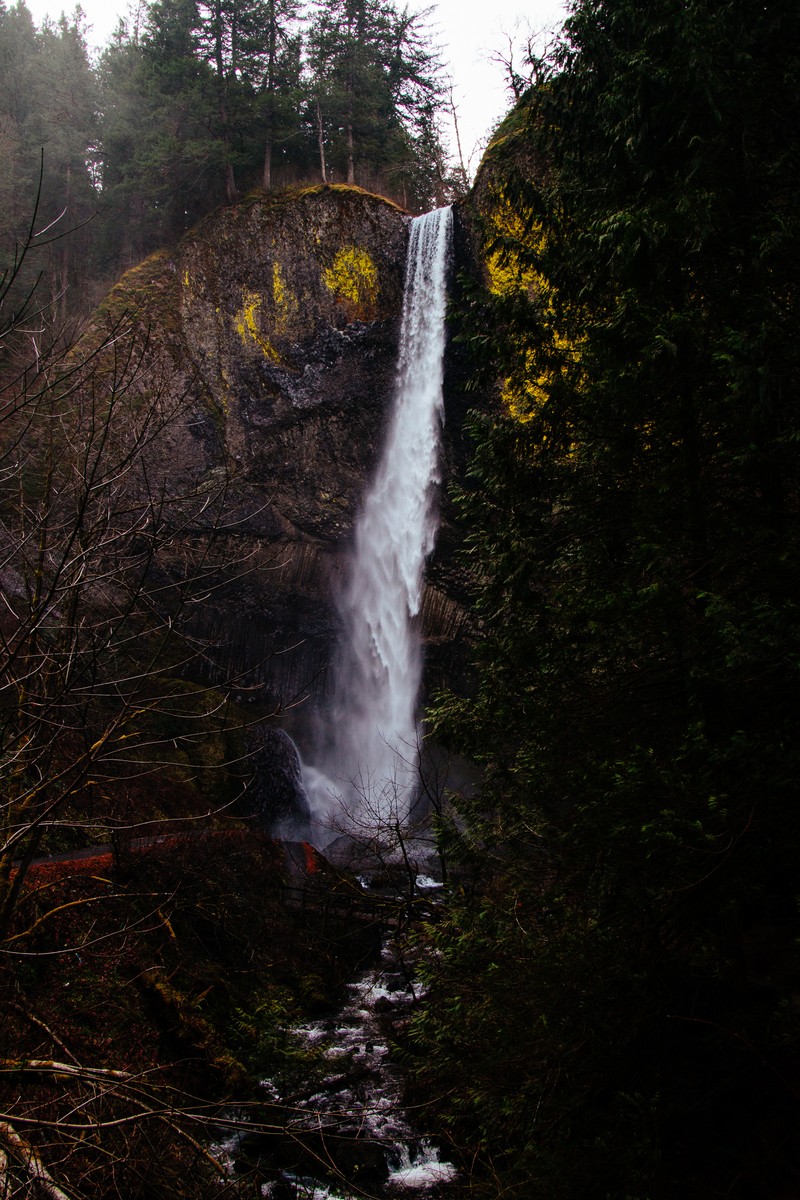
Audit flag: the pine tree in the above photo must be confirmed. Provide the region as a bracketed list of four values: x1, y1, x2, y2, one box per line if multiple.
[258, 0, 304, 190]
[95, 19, 150, 270]
[306, 0, 445, 207]
[0, 0, 39, 247]
[0, 3, 98, 317]
[195, 0, 258, 202]
[97, 0, 223, 258]
[34, 12, 99, 314]
[414, 0, 800, 1194]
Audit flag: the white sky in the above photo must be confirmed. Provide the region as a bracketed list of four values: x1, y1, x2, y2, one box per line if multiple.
[427, 0, 567, 171]
[22, 0, 568, 169]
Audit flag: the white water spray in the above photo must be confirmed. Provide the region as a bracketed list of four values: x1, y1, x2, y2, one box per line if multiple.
[304, 206, 453, 832]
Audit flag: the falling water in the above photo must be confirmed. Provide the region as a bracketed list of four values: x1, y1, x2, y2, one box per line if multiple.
[304, 206, 453, 834]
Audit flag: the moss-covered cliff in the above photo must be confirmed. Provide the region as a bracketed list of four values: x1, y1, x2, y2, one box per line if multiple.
[407, 14, 800, 1197]
[87, 185, 467, 713]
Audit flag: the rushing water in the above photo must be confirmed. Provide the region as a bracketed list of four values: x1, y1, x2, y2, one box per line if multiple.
[280, 930, 457, 1198]
[222, 913, 458, 1199]
[303, 207, 453, 838]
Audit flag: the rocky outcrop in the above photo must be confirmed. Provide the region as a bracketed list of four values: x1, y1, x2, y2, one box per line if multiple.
[89, 185, 471, 737]
[239, 727, 312, 838]
[178, 185, 409, 540]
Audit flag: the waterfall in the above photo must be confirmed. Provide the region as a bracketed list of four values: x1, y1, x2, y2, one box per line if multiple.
[304, 205, 453, 837]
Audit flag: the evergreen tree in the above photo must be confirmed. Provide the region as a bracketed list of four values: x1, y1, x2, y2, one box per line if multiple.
[33, 12, 100, 312]
[0, 2, 98, 317]
[258, 0, 304, 190]
[95, 19, 151, 270]
[195, 0, 262, 202]
[97, 0, 308, 259]
[306, 0, 445, 207]
[0, 0, 39, 248]
[97, 0, 223, 260]
[414, 0, 800, 1194]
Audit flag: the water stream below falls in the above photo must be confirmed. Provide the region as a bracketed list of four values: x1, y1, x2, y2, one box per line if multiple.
[221, 896, 458, 1199]
[303, 206, 453, 839]
[272, 932, 456, 1198]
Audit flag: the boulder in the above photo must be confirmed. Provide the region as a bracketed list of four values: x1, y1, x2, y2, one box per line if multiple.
[238, 726, 312, 837]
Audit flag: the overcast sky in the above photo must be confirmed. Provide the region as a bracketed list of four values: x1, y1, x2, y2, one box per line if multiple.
[22, 0, 568, 169]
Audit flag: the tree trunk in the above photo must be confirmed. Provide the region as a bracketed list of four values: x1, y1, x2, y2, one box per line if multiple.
[224, 158, 237, 204]
[346, 122, 355, 184]
[316, 98, 328, 183]
[263, 130, 273, 190]
[262, 10, 277, 190]
[213, 0, 238, 204]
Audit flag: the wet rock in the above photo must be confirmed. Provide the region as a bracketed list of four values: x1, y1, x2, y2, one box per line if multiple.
[383, 973, 408, 994]
[307, 1132, 389, 1191]
[85, 186, 472, 717]
[323, 833, 391, 873]
[238, 726, 311, 837]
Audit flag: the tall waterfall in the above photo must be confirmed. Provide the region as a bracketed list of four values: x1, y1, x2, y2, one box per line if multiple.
[304, 205, 453, 835]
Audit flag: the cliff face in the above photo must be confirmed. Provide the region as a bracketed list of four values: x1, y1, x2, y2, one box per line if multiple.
[179, 186, 407, 539]
[92, 185, 468, 714]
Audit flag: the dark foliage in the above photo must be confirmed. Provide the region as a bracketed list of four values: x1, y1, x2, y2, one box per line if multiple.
[410, 1, 800, 1196]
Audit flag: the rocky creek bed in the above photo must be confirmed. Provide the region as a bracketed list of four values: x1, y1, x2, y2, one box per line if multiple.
[219, 881, 458, 1199]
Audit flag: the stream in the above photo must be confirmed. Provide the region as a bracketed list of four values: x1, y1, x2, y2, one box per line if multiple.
[218, 879, 458, 1199]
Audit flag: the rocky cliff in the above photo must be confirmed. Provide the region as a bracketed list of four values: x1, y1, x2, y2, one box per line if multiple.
[90, 185, 470, 730]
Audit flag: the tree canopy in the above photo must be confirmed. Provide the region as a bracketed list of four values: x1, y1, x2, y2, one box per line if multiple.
[411, 0, 800, 1195]
[0, 0, 452, 310]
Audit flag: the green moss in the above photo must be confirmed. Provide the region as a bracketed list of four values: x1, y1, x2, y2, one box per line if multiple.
[186, 184, 405, 244]
[94, 249, 180, 336]
[295, 181, 406, 213]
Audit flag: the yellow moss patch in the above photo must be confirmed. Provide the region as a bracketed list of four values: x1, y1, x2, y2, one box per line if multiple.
[273, 262, 286, 309]
[234, 289, 279, 361]
[323, 246, 378, 317]
[484, 190, 583, 423]
[271, 262, 299, 331]
[485, 195, 545, 304]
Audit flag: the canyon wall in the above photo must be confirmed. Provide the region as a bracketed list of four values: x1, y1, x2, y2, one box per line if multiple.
[88, 185, 471, 724]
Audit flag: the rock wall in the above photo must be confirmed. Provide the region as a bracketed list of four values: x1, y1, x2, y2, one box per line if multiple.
[90, 185, 471, 722]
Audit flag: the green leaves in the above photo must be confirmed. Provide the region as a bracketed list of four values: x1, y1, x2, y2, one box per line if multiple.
[415, 0, 800, 1193]
[306, 0, 446, 206]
